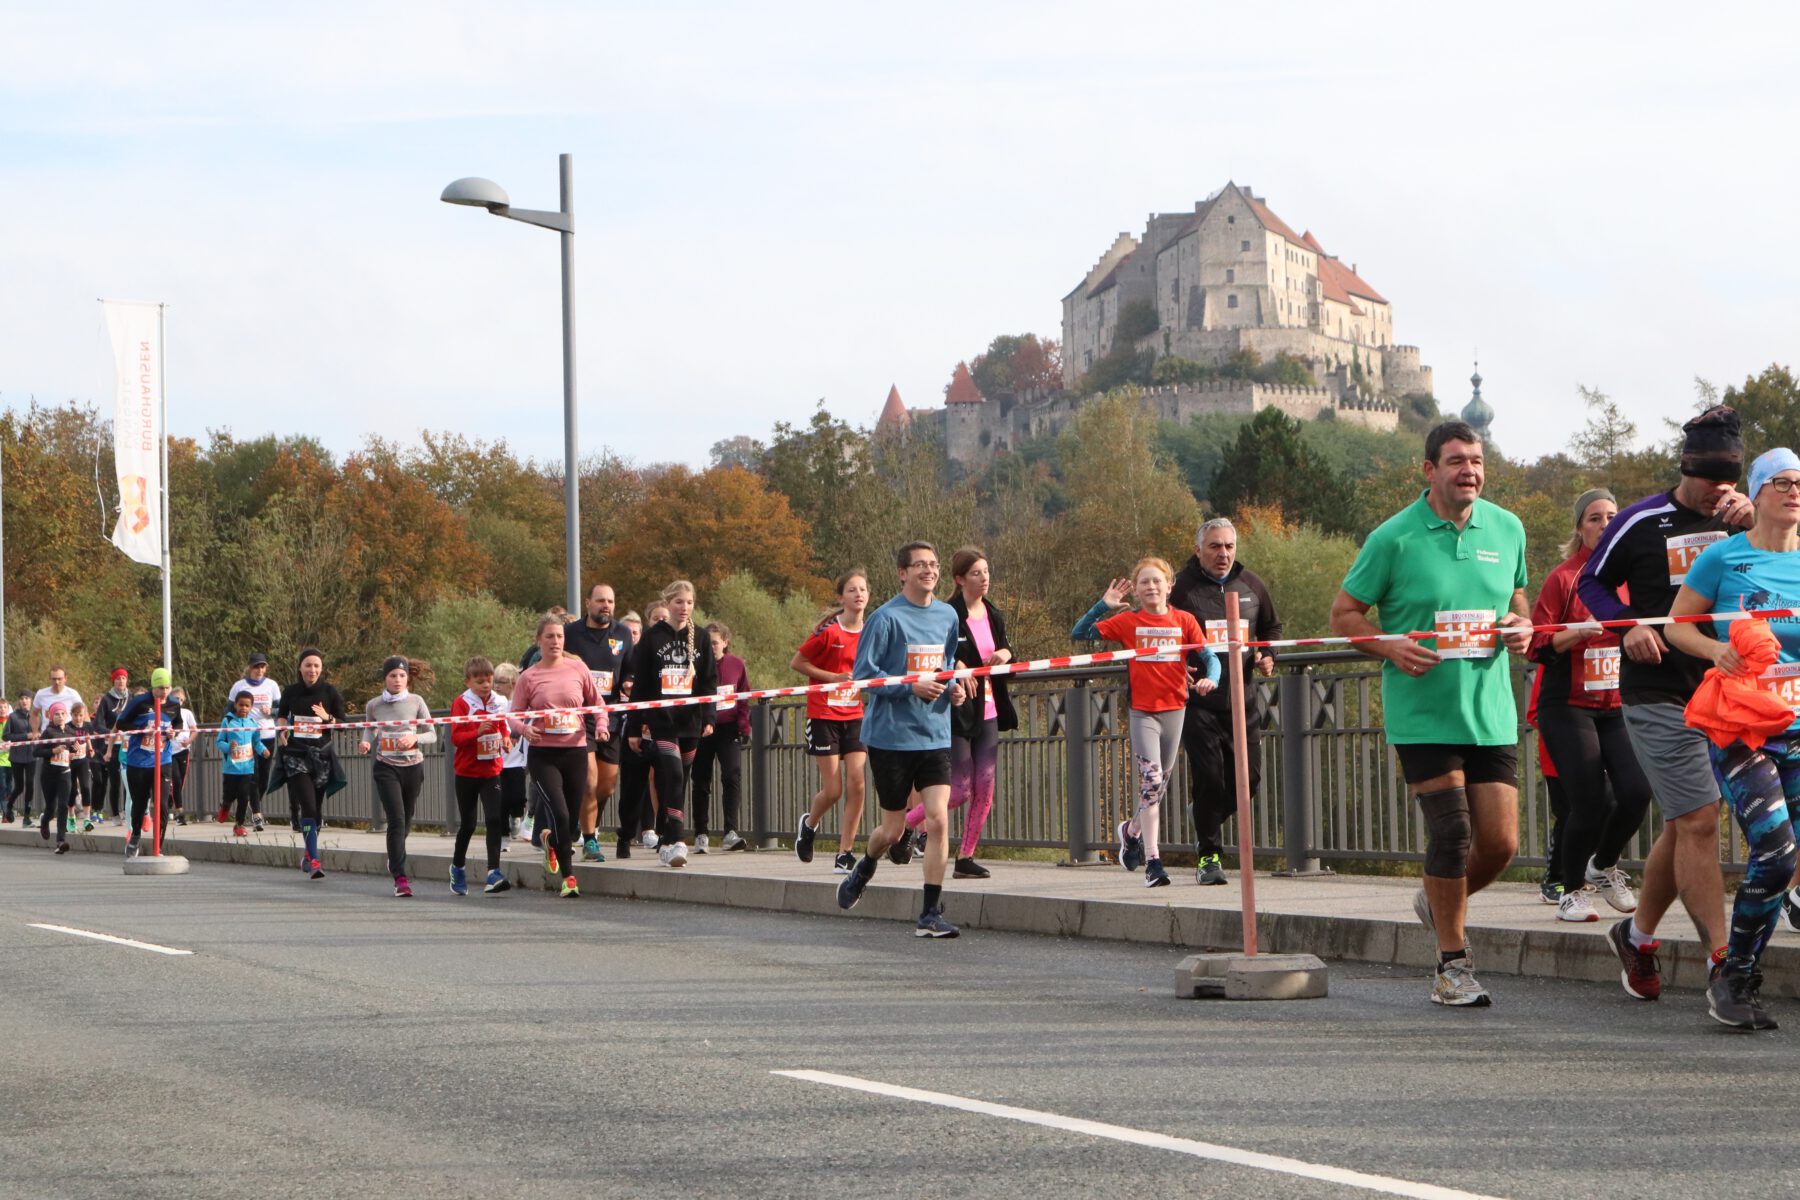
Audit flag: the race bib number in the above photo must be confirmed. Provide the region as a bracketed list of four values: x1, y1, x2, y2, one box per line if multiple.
[1666, 531, 1727, 585]
[1203, 619, 1232, 648]
[1763, 662, 1800, 715]
[1434, 609, 1498, 660]
[590, 670, 613, 696]
[906, 645, 944, 674]
[715, 684, 737, 713]
[544, 711, 582, 736]
[230, 742, 254, 764]
[50, 746, 70, 767]
[1136, 626, 1181, 662]
[476, 732, 503, 760]
[660, 667, 694, 697]
[1581, 646, 1622, 692]
[828, 683, 861, 708]
[378, 733, 408, 755]
[291, 716, 323, 740]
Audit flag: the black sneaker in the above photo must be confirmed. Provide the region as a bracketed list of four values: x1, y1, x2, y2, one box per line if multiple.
[1144, 858, 1171, 888]
[1783, 888, 1800, 934]
[795, 814, 817, 864]
[54, 842, 69, 855]
[952, 856, 990, 879]
[1708, 967, 1774, 1030]
[615, 838, 631, 860]
[1196, 855, 1228, 886]
[915, 906, 959, 938]
[832, 851, 856, 875]
[837, 857, 875, 910]
[887, 830, 918, 866]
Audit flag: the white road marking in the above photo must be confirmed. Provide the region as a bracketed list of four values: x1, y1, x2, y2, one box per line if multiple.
[27, 923, 193, 957]
[773, 1070, 1504, 1200]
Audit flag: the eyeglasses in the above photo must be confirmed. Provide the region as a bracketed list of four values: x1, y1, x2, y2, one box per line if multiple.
[1769, 478, 1800, 494]
[907, 561, 940, 571]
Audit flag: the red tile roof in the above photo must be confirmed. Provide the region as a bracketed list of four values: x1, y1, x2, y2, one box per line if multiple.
[1241, 190, 1305, 246]
[877, 384, 910, 429]
[945, 361, 985, 405]
[1318, 254, 1385, 309]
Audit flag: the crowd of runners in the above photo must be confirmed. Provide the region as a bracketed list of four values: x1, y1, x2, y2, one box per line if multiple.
[5, 409, 1800, 1027]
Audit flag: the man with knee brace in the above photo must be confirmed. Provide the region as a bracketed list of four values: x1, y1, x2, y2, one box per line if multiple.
[1331, 420, 1532, 1007]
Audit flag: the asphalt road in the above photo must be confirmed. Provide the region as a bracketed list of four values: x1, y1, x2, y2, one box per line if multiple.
[1, 847, 1790, 1200]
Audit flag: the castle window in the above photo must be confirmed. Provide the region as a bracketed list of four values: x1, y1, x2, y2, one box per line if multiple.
[1226, 268, 1235, 283]
[1240, 240, 1251, 252]
[1228, 215, 1235, 224]
[1228, 295, 1239, 309]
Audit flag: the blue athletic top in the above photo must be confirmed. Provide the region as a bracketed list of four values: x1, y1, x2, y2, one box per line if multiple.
[1682, 534, 1800, 732]
[853, 591, 961, 752]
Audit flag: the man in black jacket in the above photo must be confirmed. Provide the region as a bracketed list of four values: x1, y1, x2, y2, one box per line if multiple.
[1170, 517, 1282, 885]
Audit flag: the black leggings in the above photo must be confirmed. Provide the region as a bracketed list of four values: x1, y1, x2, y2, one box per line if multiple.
[617, 747, 656, 844]
[169, 751, 189, 812]
[10, 758, 34, 816]
[224, 775, 262, 825]
[39, 765, 71, 844]
[372, 760, 423, 878]
[1537, 703, 1652, 892]
[690, 730, 742, 837]
[529, 746, 586, 878]
[97, 755, 123, 816]
[501, 766, 527, 822]
[282, 748, 331, 825]
[454, 773, 505, 872]
[125, 764, 171, 845]
[651, 736, 697, 845]
[1182, 705, 1262, 858]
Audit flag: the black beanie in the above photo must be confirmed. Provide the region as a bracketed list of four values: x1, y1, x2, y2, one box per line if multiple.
[381, 656, 409, 677]
[1680, 406, 1743, 481]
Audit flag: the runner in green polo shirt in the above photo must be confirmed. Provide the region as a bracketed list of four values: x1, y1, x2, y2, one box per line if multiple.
[1331, 419, 1532, 1008]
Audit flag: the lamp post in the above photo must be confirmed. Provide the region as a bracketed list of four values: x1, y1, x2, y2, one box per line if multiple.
[441, 154, 580, 613]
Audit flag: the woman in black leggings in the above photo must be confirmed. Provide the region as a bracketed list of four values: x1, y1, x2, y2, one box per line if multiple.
[275, 648, 347, 881]
[1529, 489, 1652, 923]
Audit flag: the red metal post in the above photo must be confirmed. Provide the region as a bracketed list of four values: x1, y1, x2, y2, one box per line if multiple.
[1226, 592, 1258, 956]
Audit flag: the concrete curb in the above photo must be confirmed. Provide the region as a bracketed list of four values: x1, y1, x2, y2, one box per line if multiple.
[6, 827, 1790, 996]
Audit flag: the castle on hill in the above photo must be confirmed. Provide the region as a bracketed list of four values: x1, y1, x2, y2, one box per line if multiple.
[892, 183, 1440, 471]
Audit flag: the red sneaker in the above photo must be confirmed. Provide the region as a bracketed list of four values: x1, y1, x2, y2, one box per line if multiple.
[1606, 917, 1661, 1000]
[216, 805, 231, 824]
[232, 825, 248, 838]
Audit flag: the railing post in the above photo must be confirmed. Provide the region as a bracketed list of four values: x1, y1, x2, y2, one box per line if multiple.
[750, 700, 776, 850]
[1063, 680, 1099, 865]
[1277, 664, 1323, 875]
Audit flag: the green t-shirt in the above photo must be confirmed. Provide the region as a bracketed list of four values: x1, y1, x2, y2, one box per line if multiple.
[1341, 492, 1528, 745]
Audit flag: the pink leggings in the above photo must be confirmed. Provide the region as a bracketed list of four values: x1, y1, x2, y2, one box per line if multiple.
[904, 717, 999, 858]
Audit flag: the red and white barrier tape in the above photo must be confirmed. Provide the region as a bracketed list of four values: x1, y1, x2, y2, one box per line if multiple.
[7, 606, 1789, 752]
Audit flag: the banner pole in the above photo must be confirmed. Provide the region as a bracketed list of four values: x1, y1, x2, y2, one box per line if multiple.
[1226, 591, 1258, 956]
[158, 303, 172, 675]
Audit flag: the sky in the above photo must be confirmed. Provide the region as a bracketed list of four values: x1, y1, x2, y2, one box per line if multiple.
[3, 2, 1796, 471]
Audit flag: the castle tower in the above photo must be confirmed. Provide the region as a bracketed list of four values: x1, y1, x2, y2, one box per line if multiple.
[876, 384, 910, 437]
[1461, 361, 1494, 442]
[944, 361, 987, 469]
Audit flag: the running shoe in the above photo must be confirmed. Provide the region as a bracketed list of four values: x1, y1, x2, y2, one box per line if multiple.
[694, 834, 710, 854]
[1557, 889, 1599, 923]
[125, 838, 140, 859]
[1196, 854, 1227, 886]
[1605, 917, 1661, 1001]
[216, 805, 231, 824]
[722, 830, 746, 851]
[953, 856, 991, 880]
[54, 842, 69, 855]
[1116, 820, 1144, 872]
[1412, 888, 1434, 934]
[175, 812, 187, 826]
[659, 842, 689, 868]
[1144, 858, 1170, 888]
[833, 851, 857, 875]
[915, 906, 960, 938]
[393, 875, 412, 898]
[309, 857, 325, 880]
[450, 865, 468, 896]
[641, 830, 660, 851]
[1707, 968, 1773, 1030]
[232, 825, 247, 838]
[543, 843, 559, 877]
[582, 835, 603, 862]
[1539, 879, 1564, 905]
[1783, 888, 1800, 934]
[795, 813, 817, 863]
[252, 814, 266, 832]
[1584, 859, 1637, 913]
[515, 817, 534, 843]
[1429, 956, 1492, 1007]
[837, 857, 874, 910]
[614, 838, 631, 860]
[560, 876, 580, 898]
[484, 869, 511, 894]
[81, 819, 94, 833]
[887, 830, 917, 866]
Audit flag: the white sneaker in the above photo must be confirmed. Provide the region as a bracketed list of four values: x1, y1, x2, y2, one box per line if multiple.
[694, 834, 710, 854]
[515, 818, 534, 843]
[1557, 888, 1600, 923]
[1430, 956, 1491, 1007]
[641, 830, 660, 850]
[722, 830, 745, 851]
[1584, 858, 1638, 913]
[658, 841, 688, 868]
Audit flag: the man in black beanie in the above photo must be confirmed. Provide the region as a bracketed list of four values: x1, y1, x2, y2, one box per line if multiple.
[1578, 405, 1751, 1011]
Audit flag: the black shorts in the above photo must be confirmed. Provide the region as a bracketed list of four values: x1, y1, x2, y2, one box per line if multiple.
[591, 733, 621, 766]
[806, 717, 865, 758]
[867, 746, 952, 811]
[1394, 742, 1519, 788]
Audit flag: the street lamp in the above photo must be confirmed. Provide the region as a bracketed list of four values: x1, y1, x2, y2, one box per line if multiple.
[441, 153, 581, 613]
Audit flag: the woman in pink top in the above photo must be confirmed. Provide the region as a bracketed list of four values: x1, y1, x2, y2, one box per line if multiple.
[509, 615, 605, 898]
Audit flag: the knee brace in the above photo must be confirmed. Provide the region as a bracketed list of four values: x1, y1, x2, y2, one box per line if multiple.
[1419, 786, 1472, 878]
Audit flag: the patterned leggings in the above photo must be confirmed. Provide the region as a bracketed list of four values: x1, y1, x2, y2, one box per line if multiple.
[1710, 737, 1800, 974]
[1128, 709, 1184, 863]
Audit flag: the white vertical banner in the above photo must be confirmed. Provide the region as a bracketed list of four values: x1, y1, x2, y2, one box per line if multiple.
[102, 300, 163, 566]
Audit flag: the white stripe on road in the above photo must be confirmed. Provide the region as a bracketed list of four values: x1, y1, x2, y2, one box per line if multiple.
[773, 1070, 1504, 1200]
[27, 923, 193, 956]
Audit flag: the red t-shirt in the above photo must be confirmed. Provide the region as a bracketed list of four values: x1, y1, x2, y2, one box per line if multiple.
[1095, 608, 1205, 713]
[796, 618, 863, 721]
[450, 689, 508, 778]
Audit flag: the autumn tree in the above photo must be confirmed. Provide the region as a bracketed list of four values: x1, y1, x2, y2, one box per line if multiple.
[969, 334, 1063, 399]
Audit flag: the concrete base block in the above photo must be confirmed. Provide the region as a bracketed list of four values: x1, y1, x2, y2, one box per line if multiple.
[124, 854, 191, 876]
[1176, 951, 1328, 1000]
